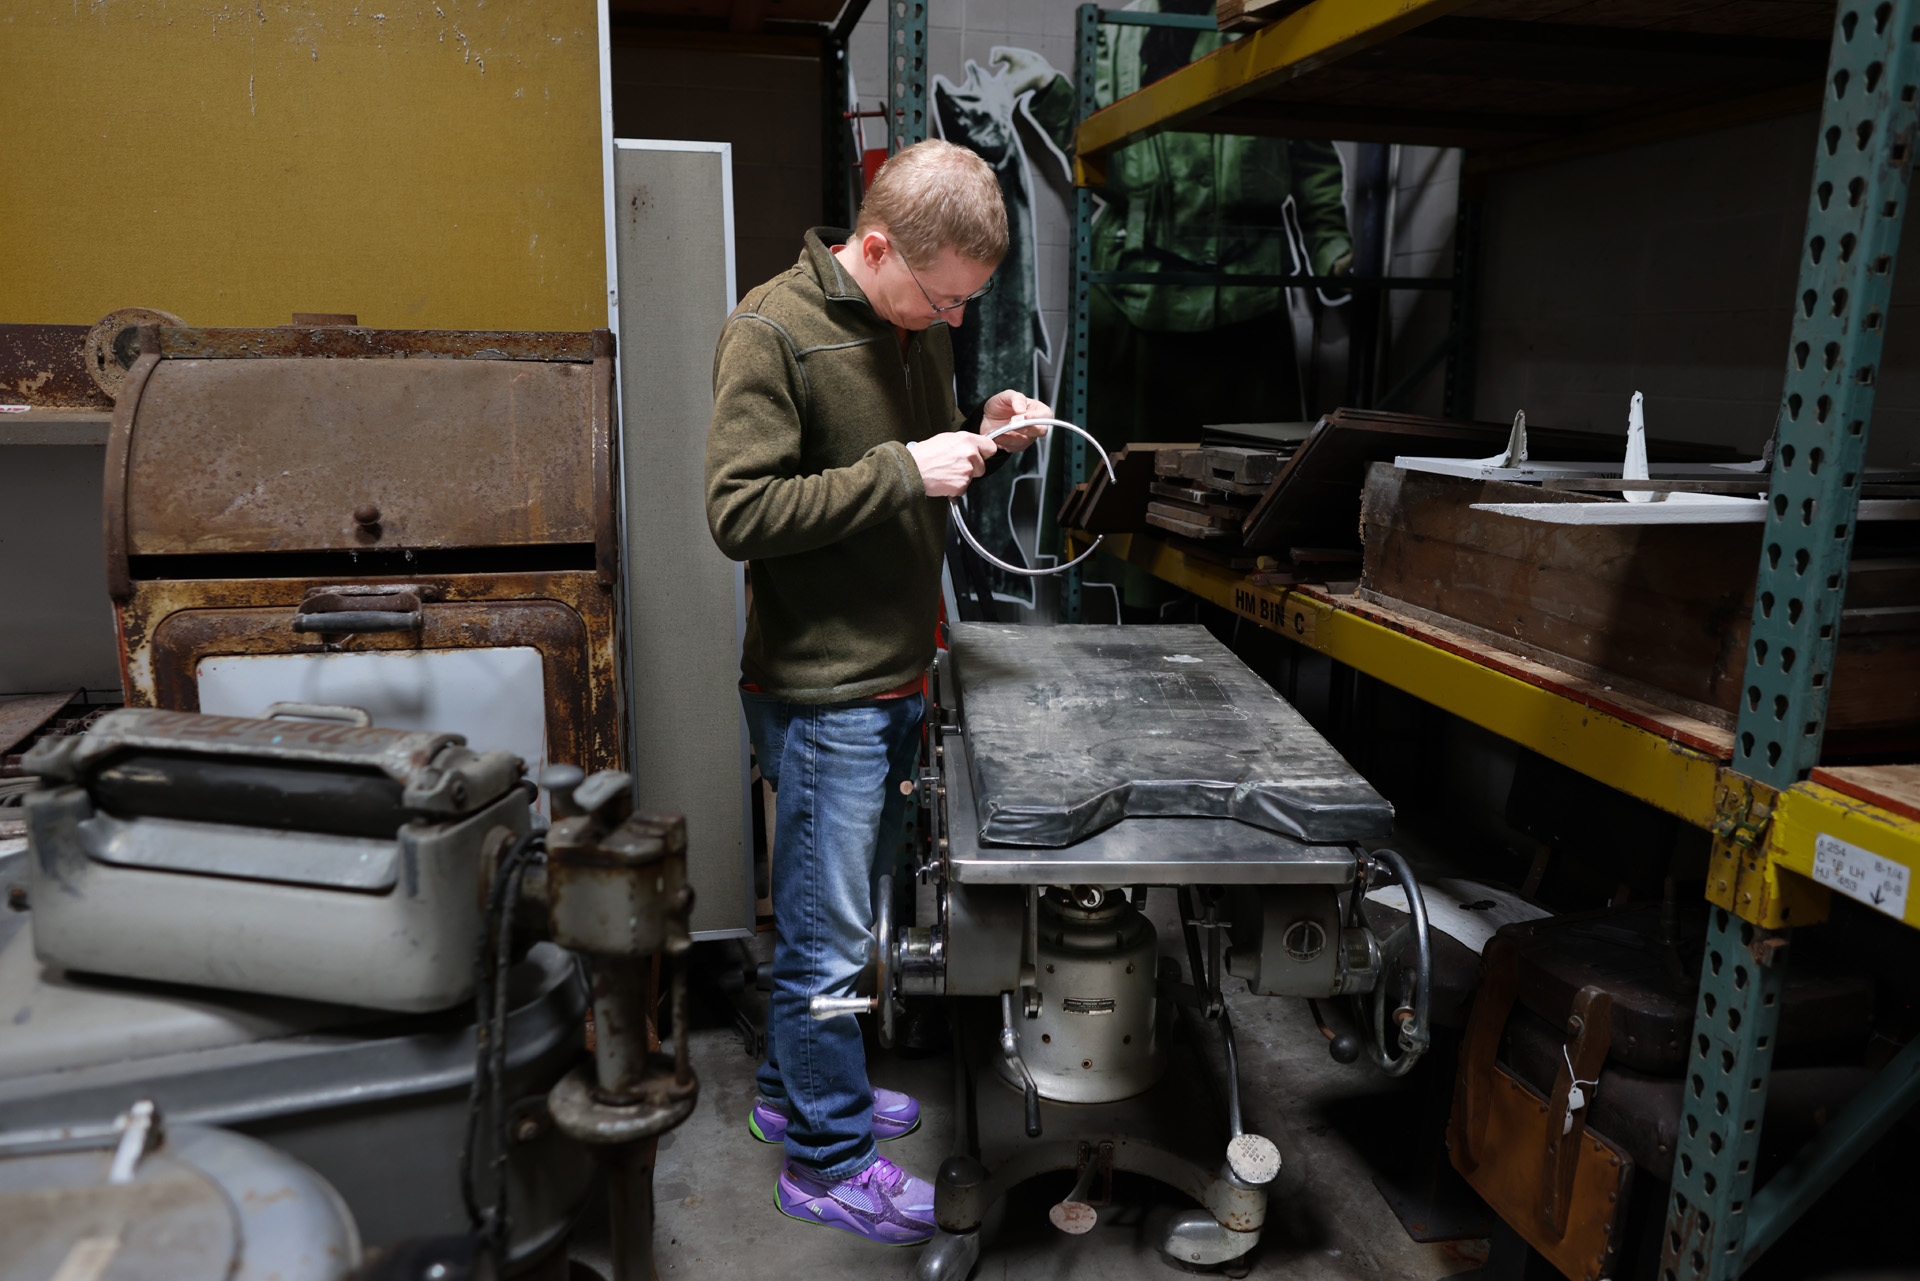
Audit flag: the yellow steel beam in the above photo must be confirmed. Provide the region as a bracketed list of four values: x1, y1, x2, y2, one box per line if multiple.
[1078, 533, 1724, 828]
[1073, 0, 1474, 184]
[1768, 782, 1920, 931]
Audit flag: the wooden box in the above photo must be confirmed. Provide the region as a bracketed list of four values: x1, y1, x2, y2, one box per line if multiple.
[1358, 463, 1920, 746]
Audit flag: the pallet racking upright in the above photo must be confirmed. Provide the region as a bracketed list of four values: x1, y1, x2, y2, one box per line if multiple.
[1061, 4, 1920, 1275]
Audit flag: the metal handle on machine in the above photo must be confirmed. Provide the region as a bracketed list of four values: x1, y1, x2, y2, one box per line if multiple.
[804, 872, 901, 1044]
[949, 418, 1117, 578]
[292, 585, 430, 635]
[263, 703, 374, 727]
[1363, 848, 1433, 1077]
[293, 609, 423, 634]
[999, 990, 1042, 1138]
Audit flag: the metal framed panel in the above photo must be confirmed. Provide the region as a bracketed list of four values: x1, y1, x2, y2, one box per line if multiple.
[606, 139, 754, 940]
[119, 572, 624, 782]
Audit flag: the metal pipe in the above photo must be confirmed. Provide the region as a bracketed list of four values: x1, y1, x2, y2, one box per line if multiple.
[951, 419, 1116, 579]
[605, 1142, 657, 1281]
[948, 1000, 976, 1160]
[1367, 848, 1433, 1076]
[1219, 1012, 1244, 1140]
[671, 955, 691, 1089]
[1177, 887, 1210, 999]
[809, 994, 876, 1020]
[591, 960, 654, 1099]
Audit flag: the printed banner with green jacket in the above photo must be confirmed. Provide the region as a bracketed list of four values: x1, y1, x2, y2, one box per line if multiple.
[930, 0, 1355, 608]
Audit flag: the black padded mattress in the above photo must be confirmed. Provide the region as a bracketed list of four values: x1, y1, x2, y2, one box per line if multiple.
[947, 623, 1394, 848]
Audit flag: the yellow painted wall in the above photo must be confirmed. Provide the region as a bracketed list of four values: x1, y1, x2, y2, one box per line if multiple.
[0, 0, 606, 330]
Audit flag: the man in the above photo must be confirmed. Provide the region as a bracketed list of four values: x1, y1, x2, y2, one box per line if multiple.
[705, 139, 1049, 1247]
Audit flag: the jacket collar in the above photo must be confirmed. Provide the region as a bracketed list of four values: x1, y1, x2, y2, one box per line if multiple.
[799, 227, 951, 343]
[802, 227, 871, 307]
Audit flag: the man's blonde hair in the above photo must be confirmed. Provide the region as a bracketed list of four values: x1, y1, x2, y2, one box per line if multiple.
[855, 139, 1008, 268]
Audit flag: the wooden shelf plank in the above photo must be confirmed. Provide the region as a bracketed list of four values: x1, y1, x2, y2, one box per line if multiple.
[1811, 764, 1920, 826]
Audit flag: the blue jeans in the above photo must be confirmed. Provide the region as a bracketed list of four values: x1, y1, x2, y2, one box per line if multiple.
[742, 690, 924, 1178]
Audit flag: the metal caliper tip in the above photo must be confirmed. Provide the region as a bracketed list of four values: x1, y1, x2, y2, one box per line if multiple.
[1226, 1133, 1281, 1186]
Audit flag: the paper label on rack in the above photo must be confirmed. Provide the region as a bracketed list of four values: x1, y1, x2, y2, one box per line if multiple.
[1811, 833, 1909, 920]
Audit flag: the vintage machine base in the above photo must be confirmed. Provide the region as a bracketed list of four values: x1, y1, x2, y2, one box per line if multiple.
[923, 998, 1266, 1280]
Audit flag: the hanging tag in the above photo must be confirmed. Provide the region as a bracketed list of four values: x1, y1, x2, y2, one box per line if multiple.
[1562, 1084, 1586, 1135]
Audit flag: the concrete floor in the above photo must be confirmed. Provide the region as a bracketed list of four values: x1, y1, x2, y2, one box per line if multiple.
[633, 897, 1484, 1281]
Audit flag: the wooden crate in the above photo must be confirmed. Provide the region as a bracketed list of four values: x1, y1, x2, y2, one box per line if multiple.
[1359, 463, 1920, 745]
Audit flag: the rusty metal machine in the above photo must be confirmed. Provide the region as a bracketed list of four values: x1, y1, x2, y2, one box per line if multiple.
[532, 766, 700, 1281]
[103, 323, 625, 782]
[820, 623, 1436, 1278]
[3, 707, 697, 1279]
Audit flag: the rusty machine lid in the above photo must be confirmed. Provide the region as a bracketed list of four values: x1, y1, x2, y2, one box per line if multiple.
[105, 326, 618, 597]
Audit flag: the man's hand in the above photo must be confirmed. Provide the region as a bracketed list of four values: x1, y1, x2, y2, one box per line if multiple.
[908, 432, 998, 498]
[982, 390, 1052, 452]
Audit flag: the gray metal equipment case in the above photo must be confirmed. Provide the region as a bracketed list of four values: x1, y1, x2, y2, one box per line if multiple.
[22, 706, 530, 1012]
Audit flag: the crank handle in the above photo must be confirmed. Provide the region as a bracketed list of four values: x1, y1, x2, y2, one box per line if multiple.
[808, 995, 877, 1020]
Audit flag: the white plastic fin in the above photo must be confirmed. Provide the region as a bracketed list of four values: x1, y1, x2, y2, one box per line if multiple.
[1623, 391, 1655, 503]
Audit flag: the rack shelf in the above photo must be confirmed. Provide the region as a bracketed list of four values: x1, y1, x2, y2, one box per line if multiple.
[1774, 774, 1920, 930]
[1074, 527, 1920, 937]
[1060, 3, 1918, 1275]
[1073, 0, 1831, 180]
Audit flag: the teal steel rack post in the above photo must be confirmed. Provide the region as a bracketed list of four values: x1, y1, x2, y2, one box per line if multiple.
[1662, 6, 1920, 1278]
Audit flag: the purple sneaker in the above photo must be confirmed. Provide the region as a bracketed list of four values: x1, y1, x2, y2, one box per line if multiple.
[748, 1086, 920, 1144]
[775, 1155, 935, 1246]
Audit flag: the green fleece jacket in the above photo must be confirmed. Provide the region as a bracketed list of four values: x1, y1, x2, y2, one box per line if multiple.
[705, 228, 965, 702]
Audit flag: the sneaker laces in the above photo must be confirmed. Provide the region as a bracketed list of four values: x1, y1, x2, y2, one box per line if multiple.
[855, 1157, 907, 1195]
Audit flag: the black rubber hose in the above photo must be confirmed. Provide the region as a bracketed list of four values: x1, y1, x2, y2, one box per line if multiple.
[459, 830, 541, 1236]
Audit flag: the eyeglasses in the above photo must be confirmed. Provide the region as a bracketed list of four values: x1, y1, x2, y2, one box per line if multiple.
[895, 244, 996, 314]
